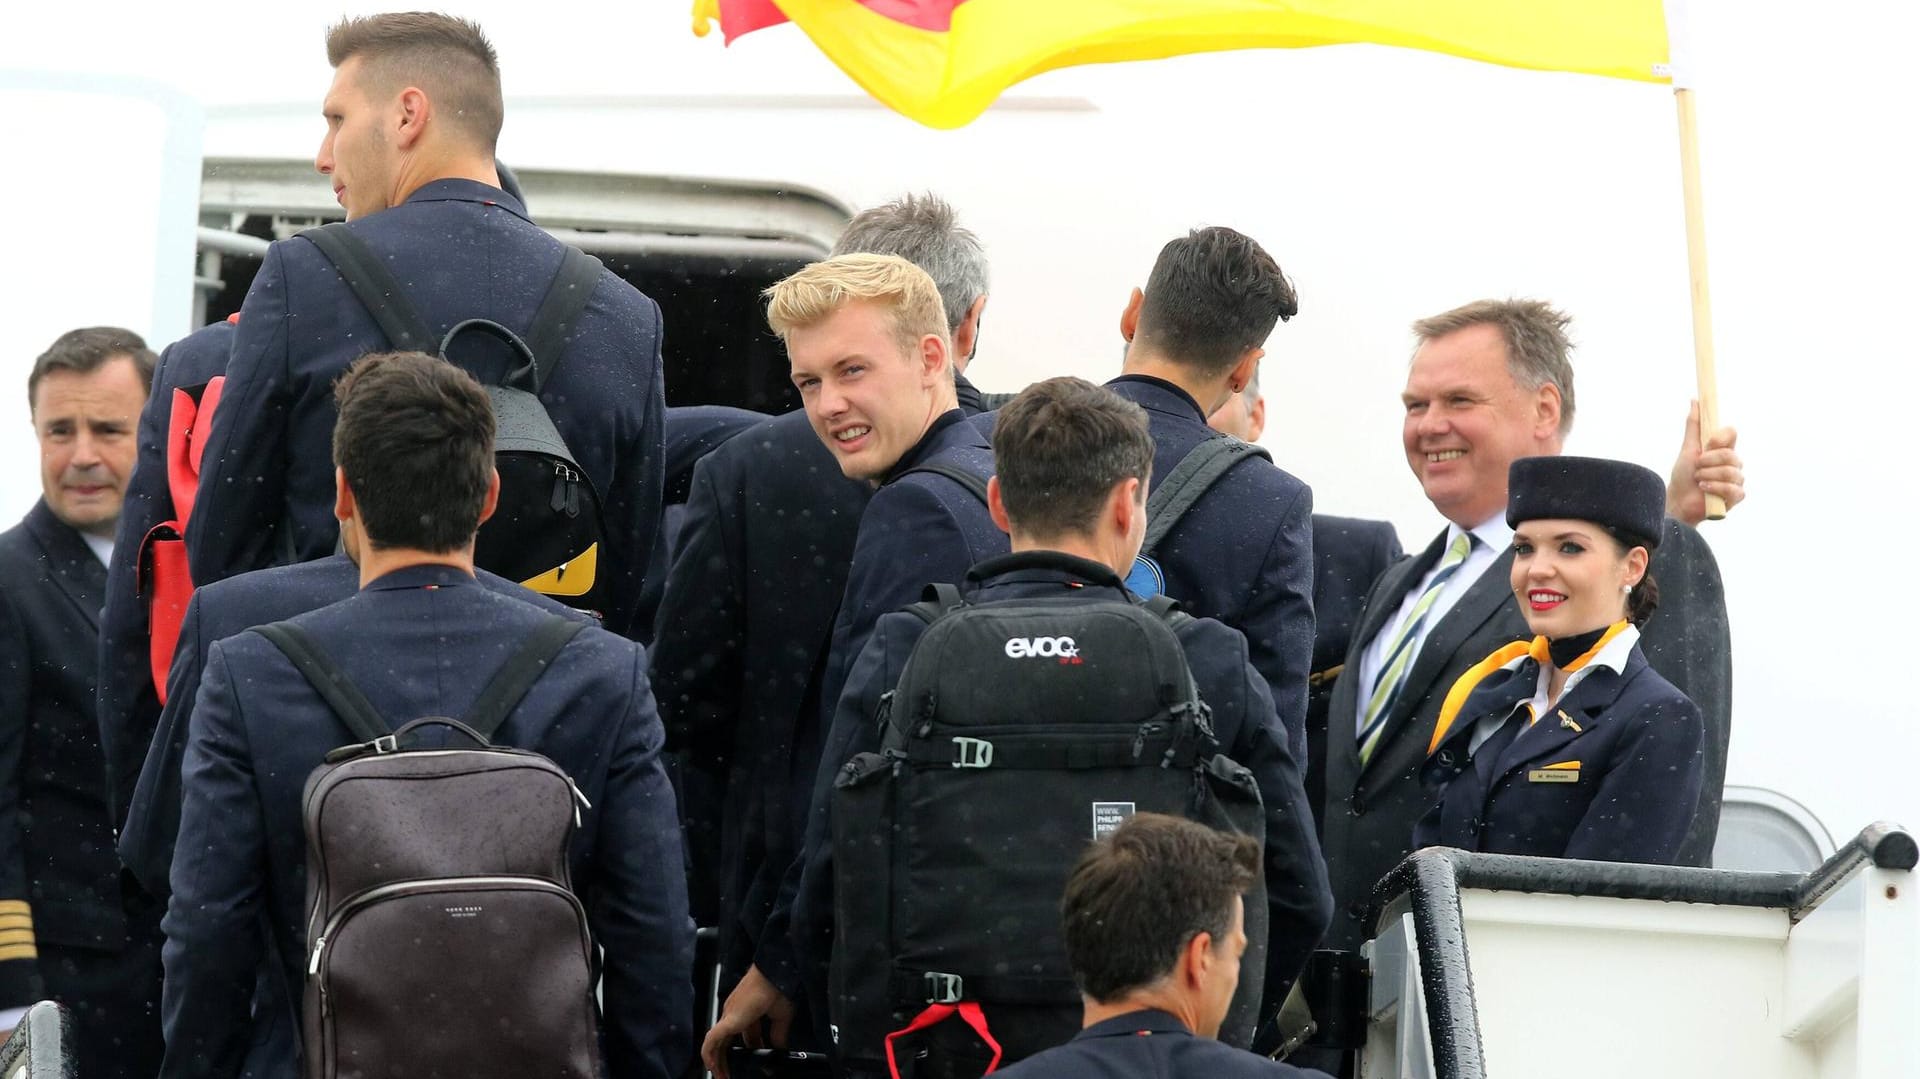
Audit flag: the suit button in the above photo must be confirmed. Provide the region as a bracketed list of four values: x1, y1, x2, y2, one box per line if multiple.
[1347, 902, 1368, 921]
[1350, 796, 1367, 816]
[1439, 749, 1458, 768]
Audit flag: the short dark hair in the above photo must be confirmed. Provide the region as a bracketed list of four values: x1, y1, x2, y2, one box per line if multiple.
[29, 327, 156, 409]
[332, 351, 494, 553]
[992, 377, 1154, 540]
[325, 13, 503, 151]
[1135, 227, 1297, 376]
[832, 193, 989, 333]
[1061, 813, 1260, 1003]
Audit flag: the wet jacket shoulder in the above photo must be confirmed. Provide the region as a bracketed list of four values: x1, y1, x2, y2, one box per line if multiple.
[817, 410, 1009, 737]
[161, 568, 689, 1079]
[1103, 377, 1315, 764]
[185, 181, 666, 638]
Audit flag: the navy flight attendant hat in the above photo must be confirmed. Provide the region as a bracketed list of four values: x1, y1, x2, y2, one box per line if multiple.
[1507, 455, 1665, 548]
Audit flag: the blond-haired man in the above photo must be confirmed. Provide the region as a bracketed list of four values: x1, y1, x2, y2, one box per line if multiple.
[698, 254, 1009, 1074]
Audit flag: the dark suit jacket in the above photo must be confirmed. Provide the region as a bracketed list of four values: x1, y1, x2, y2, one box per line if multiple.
[1318, 517, 1731, 949]
[775, 554, 1330, 1018]
[185, 179, 666, 638]
[1414, 642, 1705, 862]
[1304, 515, 1403, 824]
[159, 566, 691, 1079]
[117, 553, 595, 900]
[814, 410, 1009, 741]
[0, 503, 150, 1003]
[96, 319, 234, 831]
[1104, 377, 1315, 764]
[632, 406, 769, 648]
[649, 409, 872, 984]
[992, 1009, 1333, 1079]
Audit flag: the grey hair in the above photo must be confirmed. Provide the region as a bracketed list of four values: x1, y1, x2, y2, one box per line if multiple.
[1412, 298, 1576, 437]
[832, 192, 989, 333]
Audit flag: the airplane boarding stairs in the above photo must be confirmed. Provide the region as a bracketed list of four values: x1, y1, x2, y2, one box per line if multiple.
[1348, 824, 1918, 1079]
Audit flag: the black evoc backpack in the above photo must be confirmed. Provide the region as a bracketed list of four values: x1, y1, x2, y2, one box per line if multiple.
[304, 223, 610, 618]
[828, 557, 1269, 1078]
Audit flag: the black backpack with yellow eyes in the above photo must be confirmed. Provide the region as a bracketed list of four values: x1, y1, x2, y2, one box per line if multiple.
[303, 223, 609, 620]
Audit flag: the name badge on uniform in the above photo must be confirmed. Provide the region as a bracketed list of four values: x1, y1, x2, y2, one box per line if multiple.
[1124, 555, 1164, 598]
[1528, 760, 1581, 784]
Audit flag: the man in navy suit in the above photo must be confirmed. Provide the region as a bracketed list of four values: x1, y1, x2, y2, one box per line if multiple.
[1206, 376, 1406, 822]
[185, 12, 665, 639]
[2, 329, 162, 1079]
[746, 378, 1328, 1077]
[697, 253, 1009, 1067]
[95, 317, 234, 832]
[1109, 228, 1315, 766]
[162, 352, 691, 1079]
[995, 814, 1331, 1079]
[1317, 299, 1746, 965]
[652, 197, 1001, 1035]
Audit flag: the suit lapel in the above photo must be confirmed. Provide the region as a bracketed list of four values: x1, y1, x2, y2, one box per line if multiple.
[1489, 654, 1640, 785]
[1359, 545, 1517, 782]
[1353, 530, 1446, 656]
[25, 500, 106, 629]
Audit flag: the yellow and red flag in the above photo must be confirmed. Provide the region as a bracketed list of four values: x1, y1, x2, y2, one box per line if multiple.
[692, 0, 1674, 129]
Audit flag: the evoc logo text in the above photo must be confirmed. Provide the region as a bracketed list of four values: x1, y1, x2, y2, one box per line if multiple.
[1004, 636, 1083, 664]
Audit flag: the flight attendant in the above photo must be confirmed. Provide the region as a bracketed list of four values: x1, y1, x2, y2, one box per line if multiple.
[1415, 456, 1705, 864]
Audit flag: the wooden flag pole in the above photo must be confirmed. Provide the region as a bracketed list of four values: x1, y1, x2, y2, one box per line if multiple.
[1674, 86, 1728, 520]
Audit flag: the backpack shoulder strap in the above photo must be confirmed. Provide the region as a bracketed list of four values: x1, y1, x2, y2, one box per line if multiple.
[899, 462, 991, 507]
[251, 621, 391, 744]
[519, 246, 605, 394]
[301, 223, 435, 353]
[462, 615, 589, 739]
[903, 582, 968, 626]
[1141, 436, 1273, 557]
[1141, 592, 1195, 632]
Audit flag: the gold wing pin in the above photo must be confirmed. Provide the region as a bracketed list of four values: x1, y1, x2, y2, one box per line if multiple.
[1557, 710, 1583, 733]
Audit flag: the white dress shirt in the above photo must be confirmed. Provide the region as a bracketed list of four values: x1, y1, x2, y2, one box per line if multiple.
[1353, 512, 1513, 737]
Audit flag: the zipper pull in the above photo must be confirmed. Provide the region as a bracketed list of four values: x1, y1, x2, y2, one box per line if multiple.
[551, 470, 569, 514]
[568, 779, 592, 827]
[309, 938, 325, 975]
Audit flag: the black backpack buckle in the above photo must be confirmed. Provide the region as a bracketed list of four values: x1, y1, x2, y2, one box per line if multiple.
[924, 972, 964, 1004]
[951, 738, 994, 769]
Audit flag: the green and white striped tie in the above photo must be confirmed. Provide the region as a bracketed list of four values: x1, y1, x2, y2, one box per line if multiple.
[1357, 532, 1474, 766]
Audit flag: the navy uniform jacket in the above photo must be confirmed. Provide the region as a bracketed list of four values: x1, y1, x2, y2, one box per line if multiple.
[160, 566, 691, 1079]
[117, 553, 595, 900]
[651, 387, 994, 990]
[1318, 517, 1731, 950]
[185, 179, 667, 639]
[760, 409, 1008, 996]
[774, 554, 1332, 1019]
[631, 405, 768, 648]
[1104, 377, 1315, 764]
[0, 503, 163, 1018]
[993, 1009, 1333, 1079]
[1414, 640, 1705, 863]
[96, 319, 234, 829]
[1304, 515, 1403, 829]
[649, 409, 872, 984]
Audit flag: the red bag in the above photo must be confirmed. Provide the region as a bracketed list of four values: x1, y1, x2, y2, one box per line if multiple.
[138, 373, 224, 702]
